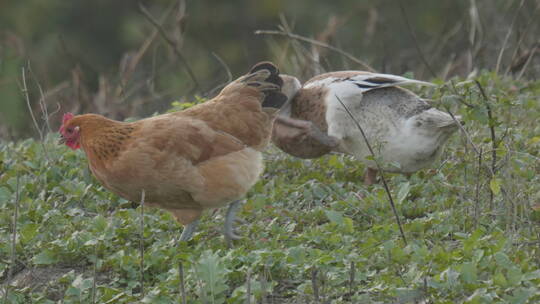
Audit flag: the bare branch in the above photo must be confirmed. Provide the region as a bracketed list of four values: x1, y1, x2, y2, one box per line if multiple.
[348, 261, 355, 296]
[203, 52, 233, 97]
[255, 29, 375, 72]
[139, 189, 146, 298]
[517, 44, 539, 80]
[27, 65, 51, 133]
[495, 0, 526, 74]
[395, 0, 436, 78]
[2, 173, 20, 303]
[260, 271, 267, 304]
[92, 245, 98, 304]
[21, 66, 51, 163]
[311, 268, 320, 304]
[212, 52, 232, 84]
[245, 269, 252, 304]
[139, 2, 200, 91]
[505, 2, 540, 76]
[22, 67, 42, 139]
[179, 261, 187, 304]
[474, 147, 483, 229]
[475, 80, 497, 210]
[118, 0, 177, 97]
[444, 107, 481, 155]
[335, 95, 407, 245]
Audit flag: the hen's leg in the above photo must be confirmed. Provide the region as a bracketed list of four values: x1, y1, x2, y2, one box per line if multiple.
[364, 167, 378, 185]
[223, 200, 243, 247]
[179, 219, 200, 242]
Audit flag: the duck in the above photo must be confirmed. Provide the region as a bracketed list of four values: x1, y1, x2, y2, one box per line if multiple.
[272, 71, 461, 185]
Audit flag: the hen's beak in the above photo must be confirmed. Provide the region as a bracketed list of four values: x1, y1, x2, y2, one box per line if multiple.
[58, 137, 66, 144]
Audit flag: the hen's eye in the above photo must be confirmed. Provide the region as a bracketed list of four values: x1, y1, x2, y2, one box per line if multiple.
[67, 128, 73, 133]
[415, 122, 422, 127]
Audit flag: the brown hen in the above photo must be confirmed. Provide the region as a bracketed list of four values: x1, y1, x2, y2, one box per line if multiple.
[59, 62, 286, 244]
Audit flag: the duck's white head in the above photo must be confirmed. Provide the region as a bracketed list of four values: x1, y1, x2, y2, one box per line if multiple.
[280, 74, 302, 101]
[401, 108, 461, 161]
[407, 108, 461, 136]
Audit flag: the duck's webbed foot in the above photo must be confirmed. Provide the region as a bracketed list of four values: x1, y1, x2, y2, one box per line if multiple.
[178, 219, 200, 242]
[223, 200, 244, 247]
[274, 116, 340, 148]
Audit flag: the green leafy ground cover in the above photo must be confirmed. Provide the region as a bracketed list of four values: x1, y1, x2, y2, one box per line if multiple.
[1, 73, 539, 303]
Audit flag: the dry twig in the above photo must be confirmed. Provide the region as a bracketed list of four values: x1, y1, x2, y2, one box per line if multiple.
[517, 44, 539, 80]
[335, 95, 407, 244]
[474, 147, 483, 229]
[475, 81, 497, 210]
[91, 245, 98, 304]
[311, 268, 320, 304]
[2, 173, 20, 303]
[139, 3, 200, 91]
[349, 261, 355, 296]
[255, 29, 375, 72]
[179, 262, 187, 304]
[21, 66, 51, 163]
[505, 2, 540, 76]
[395, 0, 436, 78]
[139, 189, 146, 298]
[204, 52, 233, 97]
[495, 0, 526, 74]
[245, 269, 252, 304]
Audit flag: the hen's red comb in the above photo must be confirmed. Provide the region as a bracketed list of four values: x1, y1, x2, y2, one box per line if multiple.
[59, 112, 74, 133]
[62, 113, 74, 124]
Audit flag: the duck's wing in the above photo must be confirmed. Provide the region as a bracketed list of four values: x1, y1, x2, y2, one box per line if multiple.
[305, 71, 435, 93]
[300, 72, 434, 145]
[343, 72, 435, 92]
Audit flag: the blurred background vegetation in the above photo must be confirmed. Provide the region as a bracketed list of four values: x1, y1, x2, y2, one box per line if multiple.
[0, 0, 538, 140]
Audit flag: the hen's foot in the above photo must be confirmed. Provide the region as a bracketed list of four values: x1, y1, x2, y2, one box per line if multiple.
[179, 219, 200, 242]
[224, 200, 243, 247]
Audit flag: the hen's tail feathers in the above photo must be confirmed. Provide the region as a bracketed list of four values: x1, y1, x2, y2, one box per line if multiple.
[244, 61, 288, 109]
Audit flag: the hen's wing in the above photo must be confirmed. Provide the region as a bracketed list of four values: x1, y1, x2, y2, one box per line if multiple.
[98, 115, 249, 205]
[180, 62, 287, 150]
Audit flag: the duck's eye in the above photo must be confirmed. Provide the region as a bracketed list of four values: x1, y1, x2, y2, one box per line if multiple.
[415, 122, 422, 127]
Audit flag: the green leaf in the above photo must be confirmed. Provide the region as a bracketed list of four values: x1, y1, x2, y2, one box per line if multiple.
[288, 246, 306, 264]
[343, 217, 354, 233]
[396, 182, 410, 205]
[0, 187, 12, 206]
[84, 239, 99, 246]
[20, 222, 39, 243]
[33, 249, 58, 265]
[504, 287, 535, 304]
[494, 252, 514, 269]
[195, 250, 228, 303]
[72, 274, 93, 291]
[460, 262, 477, 284]
[493, 272, 507, 287]
[489, 178, 501, 195]
[522, 270, 540, 281]
[528, 136, 540, 145]
[396, 288, 422, 303]
[92, 214, 108, 232]
[325, 210, 344, 225]
[507, 266, 523, 286]
[328, 155, 344, 169]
